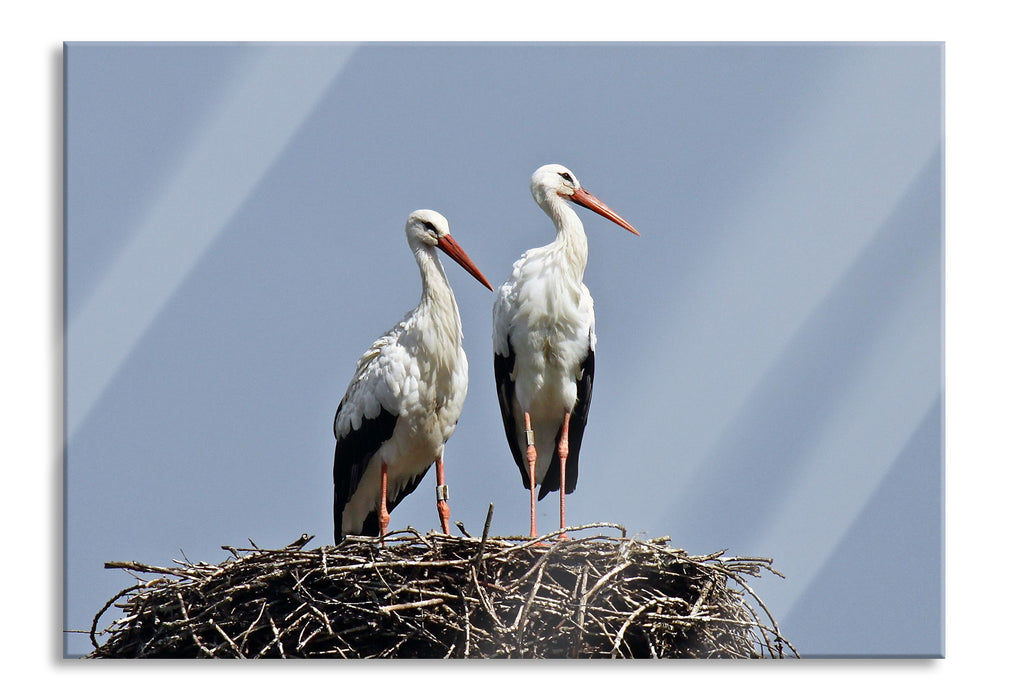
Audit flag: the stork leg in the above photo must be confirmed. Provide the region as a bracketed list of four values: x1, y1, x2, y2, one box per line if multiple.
[378, 461, 390, 539]
[524, 412, 538, 538]
[435, 455, 451, 535]
[557, 411, 571, 540]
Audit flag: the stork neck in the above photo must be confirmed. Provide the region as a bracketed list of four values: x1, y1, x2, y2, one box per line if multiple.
[412, 243, 462, 334]
[542, 195, 589, 277]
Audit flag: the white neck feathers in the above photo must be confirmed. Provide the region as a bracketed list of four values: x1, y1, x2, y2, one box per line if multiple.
[411, 241, 463, 346]
[540, 193, 589, 280]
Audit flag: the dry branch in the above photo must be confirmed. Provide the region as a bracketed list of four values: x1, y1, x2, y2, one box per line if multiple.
[87, 524, 796, 659]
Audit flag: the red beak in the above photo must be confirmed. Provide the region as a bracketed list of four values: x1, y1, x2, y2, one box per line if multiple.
[436, 234, 494, 291]
[568, 188, 640, 236]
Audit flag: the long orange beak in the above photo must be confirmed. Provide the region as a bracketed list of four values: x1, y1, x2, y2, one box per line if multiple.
[436, 234, 494, 291]
[568, 188, 640, 236]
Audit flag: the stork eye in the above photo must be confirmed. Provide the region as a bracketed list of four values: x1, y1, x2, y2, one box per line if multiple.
[423, 221, 437, 234]
[560, 172, 574, 184]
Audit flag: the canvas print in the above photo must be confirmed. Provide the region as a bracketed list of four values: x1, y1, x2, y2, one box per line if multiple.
[64, 42, 942, 658]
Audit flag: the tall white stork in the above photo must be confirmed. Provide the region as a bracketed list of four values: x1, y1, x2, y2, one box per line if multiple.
[493, 164, 639, 538]
[333, 210, 493, 543]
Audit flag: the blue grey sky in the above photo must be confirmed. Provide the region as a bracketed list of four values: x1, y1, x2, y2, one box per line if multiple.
[64, 42, 942, 658]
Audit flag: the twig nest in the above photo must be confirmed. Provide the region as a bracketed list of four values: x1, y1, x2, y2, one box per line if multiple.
[88, 524, 796, 658]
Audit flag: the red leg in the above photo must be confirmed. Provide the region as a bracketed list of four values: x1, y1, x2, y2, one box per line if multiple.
[435, 455, 451, 535]
[378, 462, 390, 539]
[557, 412, 571, 540]
[524, 412, 538, 538]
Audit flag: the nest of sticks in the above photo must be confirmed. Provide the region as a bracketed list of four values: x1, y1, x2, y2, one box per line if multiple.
[88, 513, 796, 659]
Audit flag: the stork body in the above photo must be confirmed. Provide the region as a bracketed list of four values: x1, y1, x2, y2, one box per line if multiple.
[493, 165, 639, 538]
[333, 210, 492, 543]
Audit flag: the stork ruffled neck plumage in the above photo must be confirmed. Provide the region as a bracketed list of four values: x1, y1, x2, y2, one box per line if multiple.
[409, 225, 464, 354]
[531, 178, 592, 278]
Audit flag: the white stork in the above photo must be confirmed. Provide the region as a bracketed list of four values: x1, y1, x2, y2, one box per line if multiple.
[333, 210, 493, 543]
[492, 164, 639, 538]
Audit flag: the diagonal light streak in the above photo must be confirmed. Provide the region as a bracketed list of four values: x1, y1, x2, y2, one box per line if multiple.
[594, 49, 941, 528]
[67, 44, 357, 439]
[755, 295, 940, 619]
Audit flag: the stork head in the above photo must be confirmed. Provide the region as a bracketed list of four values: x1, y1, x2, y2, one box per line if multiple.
[406, 210, 493, 291]
[530, 164, 640, 236]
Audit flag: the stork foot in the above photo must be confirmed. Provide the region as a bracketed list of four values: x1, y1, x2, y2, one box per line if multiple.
[437, 500, 451, 535]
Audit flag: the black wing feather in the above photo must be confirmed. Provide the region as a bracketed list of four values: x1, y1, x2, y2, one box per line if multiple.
[539, 348, 594, 499]
[494, 340, 529, 488]
[333, 401, 398, 543]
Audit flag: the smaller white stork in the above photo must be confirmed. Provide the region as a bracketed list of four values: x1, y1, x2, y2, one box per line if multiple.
[333, 210, 493, 543]
[493, 164, 639, 539]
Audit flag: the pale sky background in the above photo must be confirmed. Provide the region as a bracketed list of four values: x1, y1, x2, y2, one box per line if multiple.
[62, 41, 944, 659]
